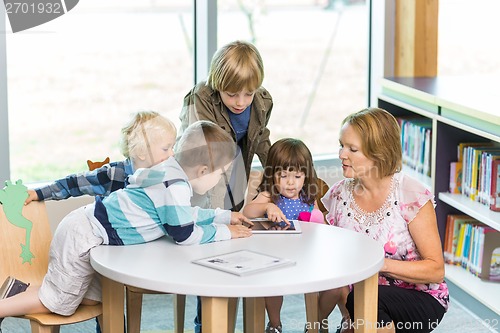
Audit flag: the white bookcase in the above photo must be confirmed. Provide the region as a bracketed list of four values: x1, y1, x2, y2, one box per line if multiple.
[378, 76, 500, 319]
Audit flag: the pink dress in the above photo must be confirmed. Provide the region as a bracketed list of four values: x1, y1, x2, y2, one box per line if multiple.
[321, 172, 449, 310]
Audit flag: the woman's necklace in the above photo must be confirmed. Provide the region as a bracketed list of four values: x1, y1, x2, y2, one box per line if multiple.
[348, 175, 396, 228]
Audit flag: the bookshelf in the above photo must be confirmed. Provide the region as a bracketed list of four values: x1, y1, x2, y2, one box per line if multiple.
[378, 76, 500, 318]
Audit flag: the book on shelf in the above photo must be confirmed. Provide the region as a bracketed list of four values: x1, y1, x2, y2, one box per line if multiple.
[423, 128, 432, 177]
[476, 227, 500, 281]
[454, 142, 500, 209]
[457, 141, 495, 163]
[192, 250, 295, 276]
[444, 214, 500, 281]
[449, 161, 462, 194]
[471, 148, 500, 202]
[443, 214, 478, 265]
[459, 142, 496, 197]
[480, 152, 500, 205]
[491, 159, 500, 212]
[397, 117, 432, 176]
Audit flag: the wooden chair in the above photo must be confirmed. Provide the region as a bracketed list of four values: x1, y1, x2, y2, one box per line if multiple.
[0, 197, 102, 333]
[316, 177, 330, 215]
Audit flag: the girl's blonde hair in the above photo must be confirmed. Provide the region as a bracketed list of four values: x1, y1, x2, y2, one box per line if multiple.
[341, 107, 402, 178]
[120, 111, 176, 160]
[207, 40, 264, 93]
[175, 120, 236, 172]
[258, 138, 318, 205]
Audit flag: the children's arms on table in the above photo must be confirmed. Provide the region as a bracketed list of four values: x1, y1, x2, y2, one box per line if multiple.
[227, 224, 253, 239]
[229, 212, 253, 226]
[242, 192, 289, 225]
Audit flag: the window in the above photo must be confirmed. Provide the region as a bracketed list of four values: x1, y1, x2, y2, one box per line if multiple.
[2, 0, 368, 183]
[217, 0, 368, 156]
[5, 0, 193, 182]
[438, 0, 500, 76]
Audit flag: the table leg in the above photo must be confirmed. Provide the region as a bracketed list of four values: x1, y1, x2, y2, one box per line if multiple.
[228, 297, 239, 333]
[353, 273, 378, 333]
[101, 276, 125, 333]
[304, 292, 319, 333]
[201, 296, 230, 333]
[243, 297, 265, 333]
[174, 294, 186, 333]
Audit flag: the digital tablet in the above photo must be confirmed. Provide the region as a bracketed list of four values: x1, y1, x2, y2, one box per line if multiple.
[249, 218, 302, 234]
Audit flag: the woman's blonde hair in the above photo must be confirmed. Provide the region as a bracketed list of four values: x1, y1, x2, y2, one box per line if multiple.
[341, 107, 402, 178]
[120, 111, 176, 160]
[258, 138, 318, 205]
[175, 120, 236, 172]
[207, 40, 264, 93]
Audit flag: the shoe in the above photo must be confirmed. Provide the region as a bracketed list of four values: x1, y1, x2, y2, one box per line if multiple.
[266, 321, 282, 333]
[0, 276, 30, 300]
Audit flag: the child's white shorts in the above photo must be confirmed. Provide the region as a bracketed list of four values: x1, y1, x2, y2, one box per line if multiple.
[38, 205, 104, 316]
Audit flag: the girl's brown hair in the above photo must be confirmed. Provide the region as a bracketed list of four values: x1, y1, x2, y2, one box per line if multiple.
[258, 138, 318, 205]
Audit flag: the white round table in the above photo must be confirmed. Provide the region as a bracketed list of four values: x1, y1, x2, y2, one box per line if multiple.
[91, 222, 384, 333]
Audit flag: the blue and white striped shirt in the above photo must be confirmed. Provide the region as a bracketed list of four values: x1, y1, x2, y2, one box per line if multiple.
[87, 157, 231, 246]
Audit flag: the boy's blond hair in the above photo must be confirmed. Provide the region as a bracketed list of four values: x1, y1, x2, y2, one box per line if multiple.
[175, 121, 236, 172]
[120, 111, 177, 160]
[207, 40, 264, 93]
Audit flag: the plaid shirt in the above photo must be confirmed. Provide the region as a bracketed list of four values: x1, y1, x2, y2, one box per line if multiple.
[35, 159, 134, 201]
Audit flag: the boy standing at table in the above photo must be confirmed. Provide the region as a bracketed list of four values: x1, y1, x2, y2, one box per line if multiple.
[179, 40, 273, 211]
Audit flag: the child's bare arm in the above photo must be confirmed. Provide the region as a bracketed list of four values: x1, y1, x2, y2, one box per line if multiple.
[242, 191, 271, 218]
[242, 192, 289, 225]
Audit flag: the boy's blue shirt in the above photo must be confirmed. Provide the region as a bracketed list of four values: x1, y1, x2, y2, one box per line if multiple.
[227, 104, 251, 145]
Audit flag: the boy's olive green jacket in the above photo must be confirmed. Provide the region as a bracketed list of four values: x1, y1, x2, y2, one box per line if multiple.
[179, 81, 274, 177]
